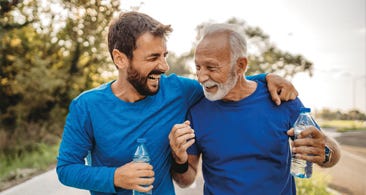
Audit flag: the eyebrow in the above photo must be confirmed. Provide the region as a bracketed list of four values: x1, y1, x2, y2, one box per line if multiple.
[147, 51, 168, 58]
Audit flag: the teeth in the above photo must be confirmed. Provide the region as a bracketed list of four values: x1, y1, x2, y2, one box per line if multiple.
[204, 83, 215, 88]
[148, 75, 160, 80]
[202, 80, 217, 88]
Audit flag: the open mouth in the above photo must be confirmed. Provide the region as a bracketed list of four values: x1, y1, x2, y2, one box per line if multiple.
[148, 74, 161, 80]
[203, 83, 217, 91]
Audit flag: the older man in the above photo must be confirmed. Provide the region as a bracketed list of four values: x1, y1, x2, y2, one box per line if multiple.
[56, 12, 299, 195]
[169, 23, 340, 194]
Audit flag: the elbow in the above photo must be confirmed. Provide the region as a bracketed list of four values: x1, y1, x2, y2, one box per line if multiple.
[177, 180, 195, 188]
[172, 174, 196, 188]
[56, 165, 65, 184]
[56, 163, 70, 186]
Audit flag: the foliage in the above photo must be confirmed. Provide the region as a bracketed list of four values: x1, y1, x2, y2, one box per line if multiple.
[0, 3, 340, 195]
[0, 0, 120, 158]
[319, 120, 366, 132]
[0, 142, 59, 191]
[173, 18, 314, 78]
[166, 51, 194, 77]
[317, 108, 366, 121]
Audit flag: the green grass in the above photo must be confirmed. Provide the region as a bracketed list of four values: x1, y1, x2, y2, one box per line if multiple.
[319, 120, 366, 132]
[0, 143, 59, 190]
[295, 171, 332, 195]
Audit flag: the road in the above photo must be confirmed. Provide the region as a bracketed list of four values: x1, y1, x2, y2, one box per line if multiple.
[0, 129, 365, 195]
[322, 130, 366, 195]
[0, 167, 204, 195]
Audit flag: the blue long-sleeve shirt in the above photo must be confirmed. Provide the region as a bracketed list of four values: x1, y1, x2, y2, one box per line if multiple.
[56, 73, 266, 195]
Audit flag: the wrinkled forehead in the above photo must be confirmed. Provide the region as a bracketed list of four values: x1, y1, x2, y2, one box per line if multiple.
[195, 32, 231, 61]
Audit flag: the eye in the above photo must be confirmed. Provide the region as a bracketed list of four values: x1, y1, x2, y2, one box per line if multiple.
[207, 66, 217, 71]
[195, 65, 201, 71]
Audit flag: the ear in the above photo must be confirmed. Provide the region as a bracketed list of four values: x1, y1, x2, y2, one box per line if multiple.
[112, 49, 128, 69]
[236, 57, 248, 74]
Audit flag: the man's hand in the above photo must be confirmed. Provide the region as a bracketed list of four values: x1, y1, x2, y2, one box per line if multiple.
[113, 162, 155, 192]
[266, 73, 298, 105]
[168, 120, 195, 164]
[287, 127, 326, 165]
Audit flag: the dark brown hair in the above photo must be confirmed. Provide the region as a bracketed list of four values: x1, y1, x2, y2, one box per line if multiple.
[108, 11, 173, 61]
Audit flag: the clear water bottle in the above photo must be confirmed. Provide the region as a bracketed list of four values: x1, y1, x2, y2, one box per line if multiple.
[290, 107, 317, 178]
[133, 138, 152, 195]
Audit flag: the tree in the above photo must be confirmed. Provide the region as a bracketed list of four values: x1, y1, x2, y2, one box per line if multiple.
[169, 18, 314, 78]
[0, 0, 120, 157]
[166, 51, 194, 77]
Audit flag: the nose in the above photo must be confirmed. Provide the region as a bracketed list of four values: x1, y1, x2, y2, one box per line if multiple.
[158, 58, 170, 72]
[197, 69, 209, 84]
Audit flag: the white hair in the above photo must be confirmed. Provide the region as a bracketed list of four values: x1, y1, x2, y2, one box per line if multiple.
[198, 23, 247, 66]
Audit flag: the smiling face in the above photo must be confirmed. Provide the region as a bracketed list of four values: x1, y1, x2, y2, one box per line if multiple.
[127, 32, 170, 96]
[195, 32, 238, 101]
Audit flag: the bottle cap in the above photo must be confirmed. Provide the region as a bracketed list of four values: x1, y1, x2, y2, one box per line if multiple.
[137, 138, 146, 143]
[300, 107, 311, 113]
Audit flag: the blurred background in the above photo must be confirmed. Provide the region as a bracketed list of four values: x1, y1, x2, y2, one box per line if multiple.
[0, 0, 365, 194]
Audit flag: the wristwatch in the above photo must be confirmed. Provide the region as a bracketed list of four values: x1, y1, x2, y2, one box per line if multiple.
[323, 145, 332, 164]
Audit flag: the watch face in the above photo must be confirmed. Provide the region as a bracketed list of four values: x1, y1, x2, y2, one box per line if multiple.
[324, 146, 331, 163]
[325, 146, 330, 154]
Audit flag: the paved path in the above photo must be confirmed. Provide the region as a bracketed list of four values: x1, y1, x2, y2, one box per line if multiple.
[1, 129, 365, 195]
[323, 130, 366, 195]
[0, 167, 204, 195]
[0, 169, 89, 195]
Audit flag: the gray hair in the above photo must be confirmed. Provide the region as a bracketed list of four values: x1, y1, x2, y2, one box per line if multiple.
[198, 23, 247, 66]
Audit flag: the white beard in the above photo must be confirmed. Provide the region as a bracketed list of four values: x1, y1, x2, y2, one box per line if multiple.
[202, 71, 238, 101]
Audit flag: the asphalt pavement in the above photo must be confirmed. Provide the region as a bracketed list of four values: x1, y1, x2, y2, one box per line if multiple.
[0, 167, 204, 195]
[1, 128, 365, 195]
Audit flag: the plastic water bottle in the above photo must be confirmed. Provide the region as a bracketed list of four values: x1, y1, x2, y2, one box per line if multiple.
[133, 138, 152, 195]
[290, 107, 317, 178]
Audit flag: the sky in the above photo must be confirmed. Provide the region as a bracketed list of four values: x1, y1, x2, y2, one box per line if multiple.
[121, 0, 366, 112]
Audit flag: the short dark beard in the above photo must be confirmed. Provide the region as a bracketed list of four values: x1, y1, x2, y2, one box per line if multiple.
[127, 65, 162, 96]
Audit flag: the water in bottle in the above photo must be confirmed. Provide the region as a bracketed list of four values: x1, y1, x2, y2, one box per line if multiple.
[290, 107, 317, 178]
[133, 138, 152, 195]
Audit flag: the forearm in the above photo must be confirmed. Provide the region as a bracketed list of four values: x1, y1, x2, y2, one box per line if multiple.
[319, 136, 341, 168]
[172, 164, 197, 188]
[171, 154, 199, 188]
[245, 73, 267, 82]
[57, 162, 117, 193]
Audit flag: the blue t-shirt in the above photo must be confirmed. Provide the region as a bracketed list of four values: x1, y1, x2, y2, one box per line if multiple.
[56, 73, 266, 195]
[187, 81, 303, 195]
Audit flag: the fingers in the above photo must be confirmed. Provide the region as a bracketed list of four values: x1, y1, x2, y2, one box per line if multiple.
[287, 128, 294, 136]
[279, 86, 298, 101]
[114, 162, 155, 190]
[133, 162, 154, 170]
[169, 124, 195, 148]
[135, 176, 155, 186]
[297, 126, 323, 139]
[169, 121, 195, 163]
[269, 88, 281, 106]
[292, 146, 324, 164]
[134, 184, 154, 193]
[292, 144, 323, 155]
[293, 153, 324, 164]
[133, 163, 155, 177]
[291, 126, 326, 164]
[169, 121, 193, 140]
[131, 163, 155, 192]
[274, 77, 298, 103]
[293, 135, 325, 149]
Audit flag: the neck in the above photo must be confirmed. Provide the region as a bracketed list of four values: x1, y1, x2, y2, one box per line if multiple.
[221, 76, 257, 102]
[111, 78, 146, 102]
